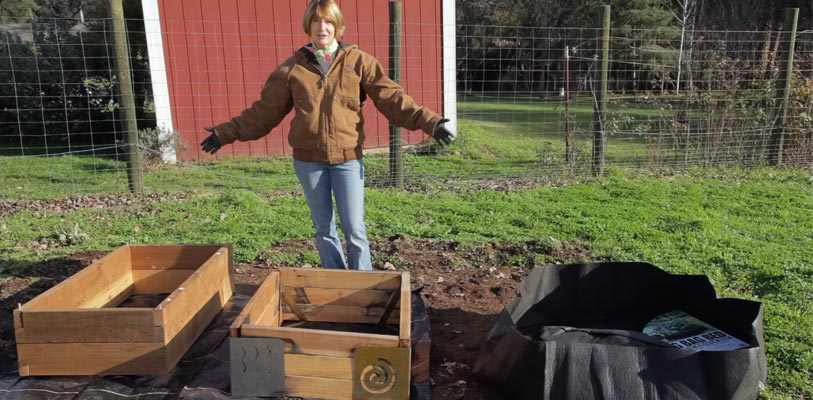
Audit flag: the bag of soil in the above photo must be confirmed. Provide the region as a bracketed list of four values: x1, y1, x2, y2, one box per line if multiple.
[411, 287, 432, 400]
[473, 262, 766, 400]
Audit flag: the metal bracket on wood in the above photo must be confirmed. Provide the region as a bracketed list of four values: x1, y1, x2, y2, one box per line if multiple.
[229, 337, 285, 397]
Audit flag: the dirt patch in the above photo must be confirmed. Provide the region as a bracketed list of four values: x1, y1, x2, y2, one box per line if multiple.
[0, 238, 600, 399]
[0, 193, 194, 218]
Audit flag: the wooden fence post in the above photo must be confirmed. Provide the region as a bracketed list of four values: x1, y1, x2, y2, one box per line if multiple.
[389, 1, 403, 188]
[592, 5, 610, 177]
[769, 8, 798, 166]
[109, 0, 142, 194]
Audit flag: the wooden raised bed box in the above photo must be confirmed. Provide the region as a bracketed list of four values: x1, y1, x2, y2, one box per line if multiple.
[230, 268, 411, 399]
[14, 244, 234, 376]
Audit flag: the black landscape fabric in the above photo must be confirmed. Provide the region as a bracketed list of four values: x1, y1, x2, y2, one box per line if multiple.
[473, 262, 766, 400]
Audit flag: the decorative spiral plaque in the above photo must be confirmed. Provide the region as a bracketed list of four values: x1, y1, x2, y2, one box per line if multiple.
[360, 358, 398, 394]
[354, 347, 410, 399]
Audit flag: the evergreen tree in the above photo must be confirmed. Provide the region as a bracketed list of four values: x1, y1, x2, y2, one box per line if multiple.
[0, 0, 150, 155]
[610, 0, 680, 93]
[0, 0, 39, 20]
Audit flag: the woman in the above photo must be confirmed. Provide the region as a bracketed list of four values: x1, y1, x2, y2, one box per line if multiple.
[200, 0, 456, 271]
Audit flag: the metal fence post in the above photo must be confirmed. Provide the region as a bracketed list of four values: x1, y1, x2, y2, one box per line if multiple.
[389, 1, 403, 188]
[769, 8, 798, 166]
[592, 5, 610, 176]
[564, 46, 572, 166]
[109, 0, 142, 194]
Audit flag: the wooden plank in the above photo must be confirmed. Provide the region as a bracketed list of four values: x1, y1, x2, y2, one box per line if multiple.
[87, 275, 132, 309]
[378, 289, 401, 325]
[280, 286, 307, 321]
[12, 309, 21, 333]
[21, 246, 133, 309]
[154, 246, 232, 342]
[255, 289, 280, 327]
[399, 271, 412, 346]
[163, 245, 234, 367]
[280, 268, 401, 290]
[230, 271, 279, 336]
[239, 325, 399, 357]
[284, 376, 353, 400]
[280, 304, 400, 325]
[291, 287, 392, 307]
[163, 284, 229, 369]
[17, 342, 164, 376]
[285, 354, 353, 380]
[14, 309, 161, 343]
[129, 244, 224, 270]
[100, 284, 134, 308]
[219, 244, 236, 303]
[132, 270, 194, 294]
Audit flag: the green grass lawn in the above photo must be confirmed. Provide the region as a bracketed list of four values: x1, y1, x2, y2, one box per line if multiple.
[1, 166, 810, 398]
[0, 97, 811, 398]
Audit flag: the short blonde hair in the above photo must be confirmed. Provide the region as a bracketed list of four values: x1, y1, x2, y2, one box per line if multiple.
[303, 0, 345, 37]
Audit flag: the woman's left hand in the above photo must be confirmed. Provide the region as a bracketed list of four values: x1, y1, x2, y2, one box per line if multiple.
[433, 119, 457, 146]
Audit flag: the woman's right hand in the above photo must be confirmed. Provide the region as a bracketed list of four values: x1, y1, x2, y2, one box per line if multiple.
[200, 127, 222, 154]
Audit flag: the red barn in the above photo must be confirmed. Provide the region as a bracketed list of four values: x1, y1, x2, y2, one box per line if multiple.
[141, 0, 456, 161]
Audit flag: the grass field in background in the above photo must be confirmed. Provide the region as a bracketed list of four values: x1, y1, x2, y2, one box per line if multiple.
[0, 95, 677, 199]
[1, 101, 812, 398]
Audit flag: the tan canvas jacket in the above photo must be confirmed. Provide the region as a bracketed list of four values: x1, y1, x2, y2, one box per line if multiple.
[212, 41, 442, 163]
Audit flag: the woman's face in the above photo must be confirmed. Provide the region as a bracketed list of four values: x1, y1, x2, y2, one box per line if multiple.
[310, 18, 336, 49]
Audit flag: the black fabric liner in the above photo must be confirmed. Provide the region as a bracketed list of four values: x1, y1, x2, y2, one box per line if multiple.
[473, 262, 766, 400]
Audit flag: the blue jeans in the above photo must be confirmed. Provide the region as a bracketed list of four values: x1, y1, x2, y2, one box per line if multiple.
[293, 159, 372, 270]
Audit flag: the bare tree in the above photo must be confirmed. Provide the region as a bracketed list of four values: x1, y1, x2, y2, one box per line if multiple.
[672, 0, 697, 94]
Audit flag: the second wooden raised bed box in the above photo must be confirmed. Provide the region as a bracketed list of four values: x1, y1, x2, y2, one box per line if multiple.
[230, 268, 411, 399]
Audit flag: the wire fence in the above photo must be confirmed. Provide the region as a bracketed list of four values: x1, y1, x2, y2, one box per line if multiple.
[1, 15, 812, 200]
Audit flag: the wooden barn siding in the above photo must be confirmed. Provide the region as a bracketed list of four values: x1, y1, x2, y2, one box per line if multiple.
[158, 0, 443, 160]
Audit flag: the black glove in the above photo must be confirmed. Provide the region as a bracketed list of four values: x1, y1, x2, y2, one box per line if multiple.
[200, 127, 222, 154]
[433, 118, 457, 146]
